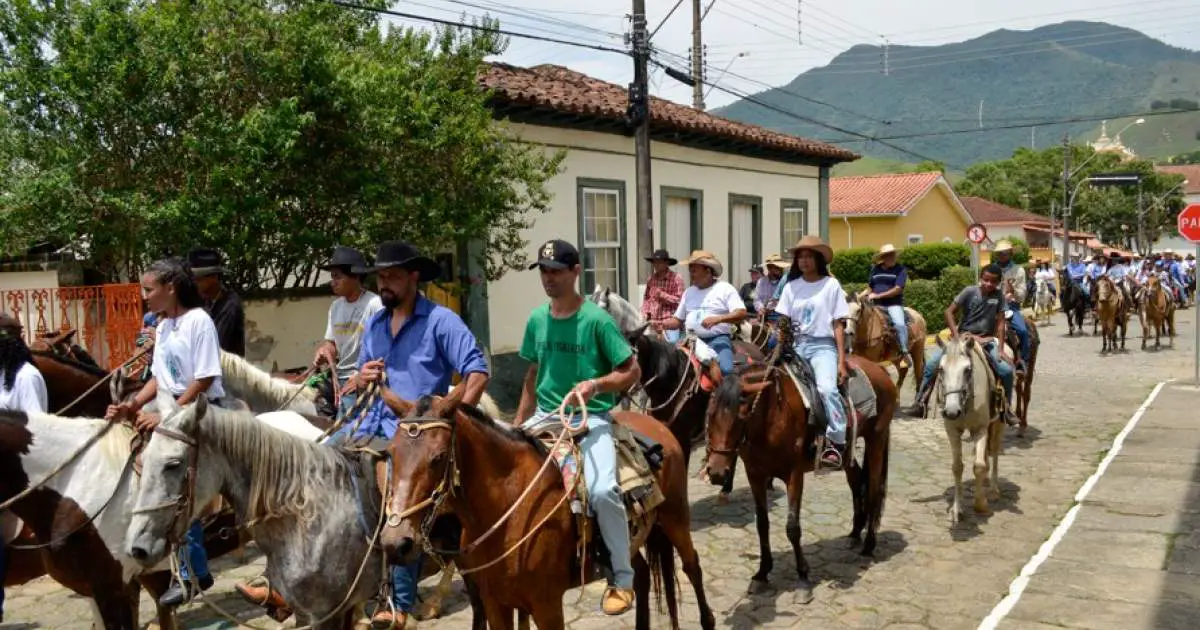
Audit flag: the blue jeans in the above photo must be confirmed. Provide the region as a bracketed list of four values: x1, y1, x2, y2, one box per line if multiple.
[322, 420, 423, 612]
[522, 410, 632, 588]
[1006, 302, 1030, 363]
[922, 342, 1014, 405]
[884, 305, 908, 353]
[177, 520, 210, 581]
[794, 338, 847, 445]
[663, 329, 681, 344]
[704, 334, 735, 375]
[338, 391, 358, 420]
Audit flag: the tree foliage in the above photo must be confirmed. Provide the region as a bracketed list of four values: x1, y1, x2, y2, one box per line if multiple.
[956, 145, 1187, 255]
[0, 0, 562, 290]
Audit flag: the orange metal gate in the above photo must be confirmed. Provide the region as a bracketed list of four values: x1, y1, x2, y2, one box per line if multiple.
[1, 284, 143, 369]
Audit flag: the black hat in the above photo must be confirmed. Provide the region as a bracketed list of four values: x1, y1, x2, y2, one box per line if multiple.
[187, 248, 226, 277]
[320, 246, 369, 272]
[528, 239, 581, 271]
[749, 263, 764, 274]
[644, 249, 678, 265]
[356, 241, 441, 281]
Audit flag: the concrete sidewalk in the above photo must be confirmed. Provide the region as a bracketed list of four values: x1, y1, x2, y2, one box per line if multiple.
[995, 382, 1200, 630]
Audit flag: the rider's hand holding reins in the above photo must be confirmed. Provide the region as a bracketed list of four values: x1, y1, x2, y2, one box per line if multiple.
[313, 341, 338, 370]
[569, 379, 599, 403]
[105, 402, 135, 423]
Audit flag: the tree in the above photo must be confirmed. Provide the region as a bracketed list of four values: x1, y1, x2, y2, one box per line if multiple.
[0, 0, 562, 290]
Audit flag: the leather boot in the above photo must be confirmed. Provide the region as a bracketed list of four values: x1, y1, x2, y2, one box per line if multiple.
[235, 580, 293, 622]
[900, 382, 932, 418]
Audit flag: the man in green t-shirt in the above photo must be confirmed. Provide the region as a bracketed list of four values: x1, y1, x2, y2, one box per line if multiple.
[516, 238, 642, 617]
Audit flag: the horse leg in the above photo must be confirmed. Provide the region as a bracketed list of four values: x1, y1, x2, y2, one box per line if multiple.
[528, 599, 564, 630]
[988, 421, 1003, 502]
[415, 561, 456, 620]
[784, 468, 814, 604]
[947, 427, 964, 524]
[654, 509, 715, 630]
[462, 574, 488, 630]
[845, 460, 866, 546]
[139, 571, 177, 630]
[633, 551, 652, 630]
[746, 469, 774, 591]
[861, 428, 889, 557]
[972, 426, 992, 515]
[481, 597, 517, 630]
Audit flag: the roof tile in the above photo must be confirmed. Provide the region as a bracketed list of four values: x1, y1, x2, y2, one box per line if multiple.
[479, 63, 859, 163]
[961, 196, 1049, 225]
[830, 172, 942, 216]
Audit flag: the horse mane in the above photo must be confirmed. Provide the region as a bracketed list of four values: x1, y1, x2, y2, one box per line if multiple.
[30, 350, 109, 378]
[199, 405, 351, 525]
[219, 351, 316, 409]
[414, 395, 547, 457]
[26, 413, 135, 471]
[636, 334, 686, 385]
[592, 286, 645, 332]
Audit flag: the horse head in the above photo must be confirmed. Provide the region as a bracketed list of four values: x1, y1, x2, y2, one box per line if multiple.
[588, 285, 645, 335]
[703, 364, 772, 486]
[127, 397, 212, 567]
[937, 335, 979, 421]
[382, 395, 460, 565]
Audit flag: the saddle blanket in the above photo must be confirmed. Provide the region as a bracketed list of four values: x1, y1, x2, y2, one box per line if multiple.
[782, 362, 877, 428]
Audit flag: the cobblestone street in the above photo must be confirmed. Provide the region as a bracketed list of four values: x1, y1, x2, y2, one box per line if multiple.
[6, 308, 1198, 629]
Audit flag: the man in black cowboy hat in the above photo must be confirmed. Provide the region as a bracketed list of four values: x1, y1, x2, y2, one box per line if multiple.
[187, 247, 245, 356]
[340, 240, 490, 628]
[640, 249, 683, 343]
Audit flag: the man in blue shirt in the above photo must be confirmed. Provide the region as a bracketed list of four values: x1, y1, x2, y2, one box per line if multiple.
[1066, 253, 1088, 296]
[866, 244, 911, 367]
[340, 241, 490, 629]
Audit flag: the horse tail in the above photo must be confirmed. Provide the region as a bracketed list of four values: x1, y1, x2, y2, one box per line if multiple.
[645, 526, 679, 620]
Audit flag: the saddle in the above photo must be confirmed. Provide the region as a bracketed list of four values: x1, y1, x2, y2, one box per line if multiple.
[967, 337, 1011, 419]
[677, 337, 724, 393]
[778, 354, 878, 467]
[870, 305, 916, 351]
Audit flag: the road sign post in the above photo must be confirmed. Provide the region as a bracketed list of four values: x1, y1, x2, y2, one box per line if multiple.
[1178, 203, 1200, 385]
[967, 223, 988, 276]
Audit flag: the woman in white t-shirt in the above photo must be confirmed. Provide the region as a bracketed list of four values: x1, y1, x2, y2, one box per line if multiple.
[656, 250, 747, 375]
[773, 236, 851, 469]
[105, 257, 223, 608]
[1034, 261, 1057, 299]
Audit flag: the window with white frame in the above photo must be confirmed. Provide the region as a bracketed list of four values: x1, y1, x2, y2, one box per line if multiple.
[907, 234, 924, 245]
[781, 199, 809, 252]
[581, 185, 623, 295]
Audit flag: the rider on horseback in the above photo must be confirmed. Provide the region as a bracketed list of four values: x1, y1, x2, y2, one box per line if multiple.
[656, 250, 748, 376]
[1066, 253, 1088, 296]
[866, 244, 912, 369]
[902, 264, 1017, 426]
[517, 238, 642, 616]
[991, 241, 1030, 373]
[310, 246, 383, 417]
[640, 249, 684, 344]
[755, 254, 788, 316]
[0, 313, 49, 623]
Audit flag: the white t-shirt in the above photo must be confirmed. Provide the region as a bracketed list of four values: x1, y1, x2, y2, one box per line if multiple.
[1035, 269, 1056, 283]
[323, 291, 383, 380]
[152, 308, 226, 400]
[774, 275, 850, 339]
[673, 281, 746, 338]
[0, 362, 48, 415]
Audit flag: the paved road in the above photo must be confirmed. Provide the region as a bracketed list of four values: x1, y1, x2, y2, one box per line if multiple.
[5, 307, 1197, 629]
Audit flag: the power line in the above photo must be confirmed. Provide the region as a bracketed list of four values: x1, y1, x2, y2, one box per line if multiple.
[833, 106, 1196, 142]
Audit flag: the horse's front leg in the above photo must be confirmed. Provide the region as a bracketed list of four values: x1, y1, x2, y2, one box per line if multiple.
[784, 466, 814, 604]
[745, 468, 774, 592]
[972, 426, 992, 515]
[988, 420, 1003, 502]
[946, 425, 964, 524]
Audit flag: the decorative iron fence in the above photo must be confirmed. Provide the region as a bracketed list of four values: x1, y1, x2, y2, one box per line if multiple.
[1, 284, 143, 370]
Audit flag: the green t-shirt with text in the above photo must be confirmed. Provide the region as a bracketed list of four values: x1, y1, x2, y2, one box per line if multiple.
[519, 300, 634, 414]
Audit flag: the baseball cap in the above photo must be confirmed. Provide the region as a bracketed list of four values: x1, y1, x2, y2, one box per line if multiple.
[528, 239, 581, 270]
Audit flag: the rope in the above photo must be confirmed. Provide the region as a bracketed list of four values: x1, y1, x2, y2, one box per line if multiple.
[54, 346, 151, 415]
[0, 417, 129, 512]
[272, 365, 318, 412]
[7, 450, 137, 550]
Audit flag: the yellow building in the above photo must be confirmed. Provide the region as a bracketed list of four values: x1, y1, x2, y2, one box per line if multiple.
[828, 172, 972, 250]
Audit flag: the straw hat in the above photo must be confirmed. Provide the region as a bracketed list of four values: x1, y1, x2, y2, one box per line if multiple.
[873, 243, 898, 263]
[787, 235, 833, 264]
[682, 250, 723, 277]
[993, 240, 1014, 253]
[762, 253, 789, 270]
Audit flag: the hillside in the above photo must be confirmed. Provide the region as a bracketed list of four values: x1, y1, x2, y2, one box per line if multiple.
[715, 21, 1200, 168]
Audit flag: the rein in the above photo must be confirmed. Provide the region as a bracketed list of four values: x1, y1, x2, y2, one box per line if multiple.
[627, 336, 700, 422]
[52, 346, 151, 416]
[0, 416, 132, 513]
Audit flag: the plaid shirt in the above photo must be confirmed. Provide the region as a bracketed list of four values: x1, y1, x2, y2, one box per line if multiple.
[641, 270, 684, 322]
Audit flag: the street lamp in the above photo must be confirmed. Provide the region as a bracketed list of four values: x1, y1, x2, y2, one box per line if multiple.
[703, 52, 749, 100]
[1139, 178, 1189, 254]
[1067, 118, 1145, 179]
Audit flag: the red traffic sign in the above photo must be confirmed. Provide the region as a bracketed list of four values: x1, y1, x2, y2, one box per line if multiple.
[967, 223, 988, 244]
[1180, 203, 1200, 243]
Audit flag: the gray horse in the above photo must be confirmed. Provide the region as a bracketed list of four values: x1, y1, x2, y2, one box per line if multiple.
[125, 399, 386, 629]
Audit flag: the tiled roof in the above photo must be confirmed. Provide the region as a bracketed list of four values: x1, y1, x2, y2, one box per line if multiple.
[479, 63, 859, 163]
[1022, 224, 1094, 239]
[1155, 165, 1200, 195]
[829, 172, 943, 216]
[961, 196, 1049, 225]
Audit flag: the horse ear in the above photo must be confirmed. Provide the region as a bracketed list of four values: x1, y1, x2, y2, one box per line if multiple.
[627, 323, 649, 342]
[963, 336, 975, 350]
[194, 395, 209, 419]
[935, 333, 946, 349]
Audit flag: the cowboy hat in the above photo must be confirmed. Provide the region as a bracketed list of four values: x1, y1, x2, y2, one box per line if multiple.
[993, 240, 1014, 253]
[356, 241, 441, 281]
[320, 246, 369, 272]
[873, 243, 898, 263]
[644, 249, 678, 266]
[762, 253, 789, 270]
[787, 235, 833, 264]
[682, 250, 723, 277]
[187, 248, 227, 277]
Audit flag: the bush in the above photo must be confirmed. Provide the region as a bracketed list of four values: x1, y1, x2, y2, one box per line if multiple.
[937, 265, 977, 308]
[1004, 237, 1031, 264]
[1169, 98, 1200, 111]
[898, 243, 971, 279]
[1151, 99, 1170, 110]
[830, 247, 877, 283]
[841, 265, 976, 336]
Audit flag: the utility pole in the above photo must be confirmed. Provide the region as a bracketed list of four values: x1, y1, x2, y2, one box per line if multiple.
[691, 0, 703, 110]
[631, 0, 654, 280]
[1060, 132, 1071, 267]
[1137, 180, 1146, 256]
[881, 37, 889, 76]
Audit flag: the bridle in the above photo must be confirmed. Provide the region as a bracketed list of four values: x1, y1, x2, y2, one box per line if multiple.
[625, 334, 699, 421]
[130, 417, 200, 547]
[936, 346, 976, 414]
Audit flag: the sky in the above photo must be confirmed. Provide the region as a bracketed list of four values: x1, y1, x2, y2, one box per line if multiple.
[377, 0, 1200, 111]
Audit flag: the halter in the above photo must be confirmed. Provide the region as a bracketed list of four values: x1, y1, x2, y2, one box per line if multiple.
[625, 334, 700, 421]
[130, 419, 200, 547]
[936, 344, 977, 413]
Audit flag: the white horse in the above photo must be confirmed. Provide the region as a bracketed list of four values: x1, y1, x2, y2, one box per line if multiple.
[934, 335, 1003, 523]
[1034, 277, 1055, 325]
[126, 401, 385, 629]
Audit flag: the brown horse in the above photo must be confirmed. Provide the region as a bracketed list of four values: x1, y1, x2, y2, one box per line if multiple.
[380, 397, 715, 630]
[1094, 276, 1128, 353]
[703, 355, 896, 601]
[1012, 318, 1039, 438]
[30, 351, 141, 417]
[845, 291, 927, 391]
[1142, 275, 1176, 349]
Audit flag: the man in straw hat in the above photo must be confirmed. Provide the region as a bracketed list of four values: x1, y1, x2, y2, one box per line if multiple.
[658, 250, 748, 376]
[640, 249, 684, 343]
[187, 247, 246, 357]
[866, 244, 912, 368]
[990, 240, 1030, 373]
[339, 240, 491, 628]
[755, 253, 788, 314]
[516, 238, 643, 616]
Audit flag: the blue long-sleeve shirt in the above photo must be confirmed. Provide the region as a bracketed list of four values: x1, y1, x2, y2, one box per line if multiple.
[353, 295, 489, 439]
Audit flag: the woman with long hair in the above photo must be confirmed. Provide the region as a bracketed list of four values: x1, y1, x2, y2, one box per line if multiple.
[774, 236, 851, 469]
[106, 257, 227, 607]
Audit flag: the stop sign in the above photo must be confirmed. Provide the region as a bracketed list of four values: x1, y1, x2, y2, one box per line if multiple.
[1180, 203, 1200, 243]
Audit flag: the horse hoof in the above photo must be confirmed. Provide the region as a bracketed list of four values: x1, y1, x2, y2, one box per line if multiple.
[716, 492, 730, 506]
[793, 582, 815, 605]
[747, 578, 771, 595]
[845, 534, 862, 549]
[989, 489, 1001, 502]
[974, 503, 992, 515]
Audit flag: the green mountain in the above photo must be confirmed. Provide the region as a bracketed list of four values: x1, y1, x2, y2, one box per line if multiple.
[714, 21, 1200, 168]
